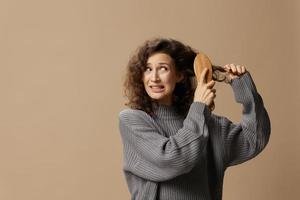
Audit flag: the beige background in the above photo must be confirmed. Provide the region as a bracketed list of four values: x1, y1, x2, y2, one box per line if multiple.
[0, 0, 299, 199]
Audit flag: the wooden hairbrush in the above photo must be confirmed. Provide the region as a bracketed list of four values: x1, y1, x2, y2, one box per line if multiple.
[193, 52, 215, 110]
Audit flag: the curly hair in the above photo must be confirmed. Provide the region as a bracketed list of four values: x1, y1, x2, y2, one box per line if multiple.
[123, 37, 198, 118]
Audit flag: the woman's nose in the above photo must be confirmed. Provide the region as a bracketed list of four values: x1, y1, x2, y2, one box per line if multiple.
[150, 71, 160, 81]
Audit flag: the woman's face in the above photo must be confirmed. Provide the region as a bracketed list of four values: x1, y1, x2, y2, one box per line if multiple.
[142, 53, 183, 106]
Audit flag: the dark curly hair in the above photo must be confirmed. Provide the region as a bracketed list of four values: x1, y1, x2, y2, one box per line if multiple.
[123, 37, 198, 118]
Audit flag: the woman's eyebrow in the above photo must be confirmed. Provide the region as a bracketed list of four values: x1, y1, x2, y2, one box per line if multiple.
[157, 62, 170, 65]
[146, 62, 170, 66]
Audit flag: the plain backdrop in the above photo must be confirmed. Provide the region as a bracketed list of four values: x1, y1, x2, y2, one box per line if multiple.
[0, 0, 299, 199]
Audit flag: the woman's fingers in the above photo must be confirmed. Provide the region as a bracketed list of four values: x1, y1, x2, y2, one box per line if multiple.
[224, 64, 230, 72]
[194, 69, 217, 106]
[204, 88, 216, 102]
[236, 65, 242, 74]
[203, 88, 215, 96]
[241, 66, 246, 73]
[223, 63, 247, 80]
[206, 80, 215, 88]
[230, 64, 237, 74]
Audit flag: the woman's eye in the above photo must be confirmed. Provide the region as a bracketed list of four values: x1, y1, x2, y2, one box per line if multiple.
[144, 66, 168, 72]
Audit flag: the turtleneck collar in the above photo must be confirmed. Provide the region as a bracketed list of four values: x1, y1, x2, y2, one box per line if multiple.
[152, 103, 182, 119]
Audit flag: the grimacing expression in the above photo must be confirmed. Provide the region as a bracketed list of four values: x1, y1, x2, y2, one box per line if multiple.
[142, 53, 184, 105]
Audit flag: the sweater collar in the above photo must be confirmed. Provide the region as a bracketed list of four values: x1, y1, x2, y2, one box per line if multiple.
[152, 103, 182, 119]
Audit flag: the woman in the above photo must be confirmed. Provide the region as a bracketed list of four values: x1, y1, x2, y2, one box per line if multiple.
[118, 38, 271, 200]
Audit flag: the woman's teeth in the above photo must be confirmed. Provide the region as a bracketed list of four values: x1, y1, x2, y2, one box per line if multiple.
[150, 85, 164, 92]
[151, 86, 164, 88]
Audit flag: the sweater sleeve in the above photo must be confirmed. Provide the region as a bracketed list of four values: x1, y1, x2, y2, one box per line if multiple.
[118, 102, 210, 182]
[214, 72, 271, 167]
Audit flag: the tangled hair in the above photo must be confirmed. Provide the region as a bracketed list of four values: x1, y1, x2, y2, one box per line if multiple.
[123, 37, 198, 118]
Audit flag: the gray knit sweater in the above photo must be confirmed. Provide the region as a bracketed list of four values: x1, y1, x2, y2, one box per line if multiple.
[118, 72, 271, 200]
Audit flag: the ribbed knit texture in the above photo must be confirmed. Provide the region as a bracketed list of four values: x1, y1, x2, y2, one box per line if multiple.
[118, 72, 271, 200]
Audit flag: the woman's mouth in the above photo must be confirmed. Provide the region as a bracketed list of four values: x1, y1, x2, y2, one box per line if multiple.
[150, 85, 165, 93]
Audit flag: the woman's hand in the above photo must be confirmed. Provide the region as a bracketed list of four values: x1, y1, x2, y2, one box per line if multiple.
[193, 68, 216, 107]
[224, 64, 247, 80]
